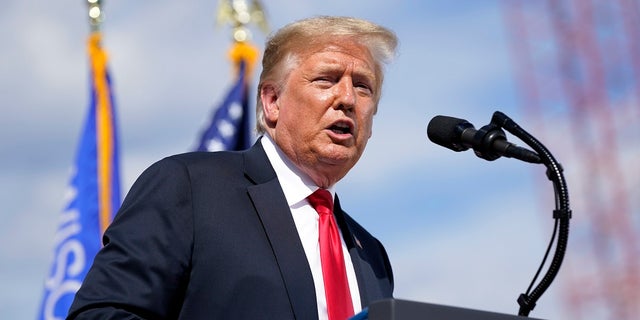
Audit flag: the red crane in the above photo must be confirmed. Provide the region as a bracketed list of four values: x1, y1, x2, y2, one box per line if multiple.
[503, 0, 640, 319]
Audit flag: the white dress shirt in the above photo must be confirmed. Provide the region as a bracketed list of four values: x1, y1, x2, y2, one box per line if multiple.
[260, 135, 362, 320]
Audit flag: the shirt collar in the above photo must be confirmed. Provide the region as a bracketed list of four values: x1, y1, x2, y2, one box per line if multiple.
[260, 135, 335, 206]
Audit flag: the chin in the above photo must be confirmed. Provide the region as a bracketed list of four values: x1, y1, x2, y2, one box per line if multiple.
[322, 151, 361, 167]
[316, 141, 362, 162]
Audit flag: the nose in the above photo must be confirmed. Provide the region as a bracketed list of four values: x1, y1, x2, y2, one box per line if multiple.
[333, 77, 356, 111]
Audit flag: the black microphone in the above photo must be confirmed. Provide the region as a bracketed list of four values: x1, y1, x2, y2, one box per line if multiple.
[427, 115, 542, 163]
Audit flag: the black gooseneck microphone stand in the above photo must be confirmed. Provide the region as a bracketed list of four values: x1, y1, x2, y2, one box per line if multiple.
[489, 111, 572, 317]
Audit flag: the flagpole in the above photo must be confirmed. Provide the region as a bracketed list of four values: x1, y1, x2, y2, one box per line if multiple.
[216, 0, 269, 79]
[87, 0, 104, 33]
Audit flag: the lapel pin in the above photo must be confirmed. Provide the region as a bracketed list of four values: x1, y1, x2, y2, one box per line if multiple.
[354, 236, 363, 250]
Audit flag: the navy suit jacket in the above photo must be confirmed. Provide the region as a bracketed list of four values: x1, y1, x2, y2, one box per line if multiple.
[67, 141, 394, 319]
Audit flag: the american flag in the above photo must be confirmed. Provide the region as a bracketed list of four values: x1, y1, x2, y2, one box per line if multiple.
[195, 60, 252, 151]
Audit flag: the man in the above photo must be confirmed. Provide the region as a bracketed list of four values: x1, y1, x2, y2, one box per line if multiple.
[68, 16, 398, 320]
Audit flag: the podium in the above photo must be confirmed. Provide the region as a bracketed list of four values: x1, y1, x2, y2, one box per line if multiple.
[351, 299, 545, 320]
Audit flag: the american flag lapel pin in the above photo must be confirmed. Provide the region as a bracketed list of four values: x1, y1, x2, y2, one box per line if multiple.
[354, 236, 363, 250]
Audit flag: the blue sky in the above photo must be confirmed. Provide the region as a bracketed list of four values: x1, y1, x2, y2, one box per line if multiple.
[4, 1, 630, 319]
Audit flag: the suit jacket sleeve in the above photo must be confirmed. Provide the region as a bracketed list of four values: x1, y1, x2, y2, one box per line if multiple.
[67, 157, 194, 319]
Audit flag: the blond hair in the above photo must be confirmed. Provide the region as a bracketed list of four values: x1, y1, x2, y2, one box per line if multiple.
[255, 16, 398, 134]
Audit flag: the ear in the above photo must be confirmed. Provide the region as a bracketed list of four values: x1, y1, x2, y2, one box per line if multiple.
[260, 83, 280, 125]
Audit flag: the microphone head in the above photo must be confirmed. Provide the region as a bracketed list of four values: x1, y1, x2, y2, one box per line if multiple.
[427, 115, 474, 152]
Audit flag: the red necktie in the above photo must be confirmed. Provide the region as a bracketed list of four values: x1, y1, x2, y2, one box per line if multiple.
[308, 189, 354, 320]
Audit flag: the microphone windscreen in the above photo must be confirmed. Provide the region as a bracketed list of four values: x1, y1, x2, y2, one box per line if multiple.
[427, 115, 468, 151]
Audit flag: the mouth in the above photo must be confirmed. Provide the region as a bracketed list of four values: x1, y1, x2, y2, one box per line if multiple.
[328, 121, 353, 135]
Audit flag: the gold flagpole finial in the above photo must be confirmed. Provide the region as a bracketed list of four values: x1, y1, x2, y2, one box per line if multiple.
[87, 0, 104, 33]
[216, 0, 269, 43]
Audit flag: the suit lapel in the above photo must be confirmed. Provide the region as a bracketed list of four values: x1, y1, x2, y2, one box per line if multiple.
[333, 195, 382, 308]
[244, 142, 318, 320]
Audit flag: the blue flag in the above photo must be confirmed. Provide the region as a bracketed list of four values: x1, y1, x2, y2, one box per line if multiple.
[38, 33, 121, 320]
[196, 60, 252, 151]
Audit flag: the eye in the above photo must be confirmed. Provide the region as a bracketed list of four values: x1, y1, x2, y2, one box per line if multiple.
[312, 76, 336, 88]
[314, 77, 333, 83]
[354, 82, 370, 90]
[354, 81, 373, 96]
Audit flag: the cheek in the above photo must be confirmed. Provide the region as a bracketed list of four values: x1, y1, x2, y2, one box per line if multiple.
[315, 90, 335, 103]
[366, 122, 373, 139]
[277, 99, 315, 135]
[354, 120, 373, 144]
[360, 110, 375, 137]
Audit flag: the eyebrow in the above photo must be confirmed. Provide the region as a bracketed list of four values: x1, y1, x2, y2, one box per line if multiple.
[312, 61, 376, 81]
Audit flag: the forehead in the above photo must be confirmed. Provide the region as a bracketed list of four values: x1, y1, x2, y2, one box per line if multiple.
[297, 40, 376, 72]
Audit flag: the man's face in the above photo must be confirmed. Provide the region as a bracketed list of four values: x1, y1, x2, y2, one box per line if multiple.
[261, 40, 379, 187]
